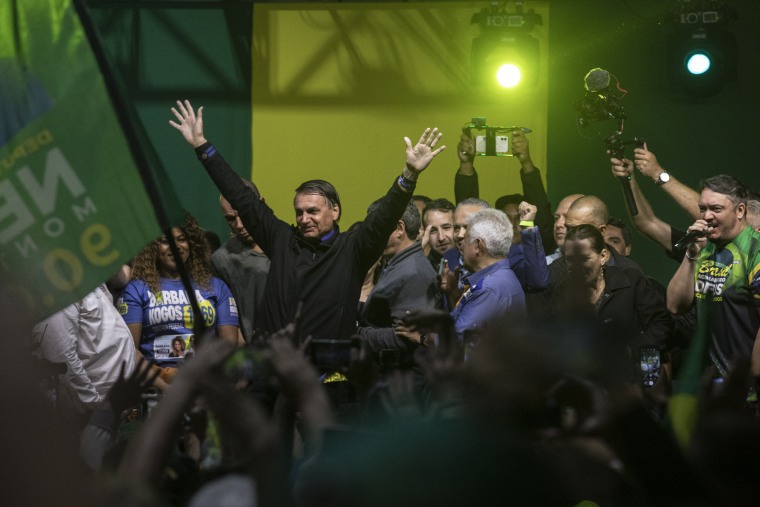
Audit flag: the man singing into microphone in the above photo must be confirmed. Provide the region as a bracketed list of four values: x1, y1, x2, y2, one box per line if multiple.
[666, 175, 760, 380]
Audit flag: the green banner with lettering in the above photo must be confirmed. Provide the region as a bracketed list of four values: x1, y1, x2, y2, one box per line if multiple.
[0, 0, 159, 319]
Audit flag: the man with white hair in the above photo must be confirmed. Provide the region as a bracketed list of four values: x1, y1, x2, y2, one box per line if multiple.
[747, 199, 760, 233]
[442, 198, 548, 312]
[450, 209, 525, 343]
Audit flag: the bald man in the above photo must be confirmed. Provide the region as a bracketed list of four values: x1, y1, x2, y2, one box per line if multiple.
[549, 195, 644, 286]
[546, 193, 584, 265]
[565, 195, 608, 230]
[211, 180, 271, 343]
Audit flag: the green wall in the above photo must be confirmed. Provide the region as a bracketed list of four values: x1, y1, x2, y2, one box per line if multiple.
[547, 0, 760, 285]
[90, 1, 760, 287]
[90, 3, 253, 243]
[250, 2, 550, 228]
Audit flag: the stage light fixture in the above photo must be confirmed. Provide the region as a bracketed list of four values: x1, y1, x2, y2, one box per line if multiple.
[470, 1, 542, 90]
[686, 52, 711, 75]
[497, 63, 521, 88]
[666, 1, 737, 96]
[472, 32, 538, 88]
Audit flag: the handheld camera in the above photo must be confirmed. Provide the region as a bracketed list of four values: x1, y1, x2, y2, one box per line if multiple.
[462, 117, 532, 157]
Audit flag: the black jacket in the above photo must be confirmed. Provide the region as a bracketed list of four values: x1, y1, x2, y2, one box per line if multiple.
[591, 264, 670, 349]
[550, 264, 672, 382]
[197, 142, 414, 342]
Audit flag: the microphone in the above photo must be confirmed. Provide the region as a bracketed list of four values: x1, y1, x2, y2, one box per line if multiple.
[674, 229, 707, 250]
[584, 68, 611, 92]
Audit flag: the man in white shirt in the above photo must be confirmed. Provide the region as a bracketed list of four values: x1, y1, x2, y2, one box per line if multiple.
[31, 283, 136, 412]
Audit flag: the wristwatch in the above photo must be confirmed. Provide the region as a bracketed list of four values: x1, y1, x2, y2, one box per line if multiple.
[656, 171, 671, 186]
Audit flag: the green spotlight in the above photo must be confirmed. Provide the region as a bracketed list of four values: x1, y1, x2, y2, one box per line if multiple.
[667, 25, 736, 96]
[686, 52, 711, 75]
[496, 64, 521, 88]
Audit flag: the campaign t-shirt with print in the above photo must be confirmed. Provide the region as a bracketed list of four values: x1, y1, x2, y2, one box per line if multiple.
[694, 226, 760, 376]
[118, 277, 239, 366]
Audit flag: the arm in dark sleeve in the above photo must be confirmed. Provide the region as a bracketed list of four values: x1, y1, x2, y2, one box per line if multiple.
[519, 227, 550, 291]
[195, 142, 290, 258]
[632, 271, 673, 348]
[455, 169, 479, 204]
[354, 180, 416, 271]
[521, 167, 556, 253]
[357, 326, 409, 351]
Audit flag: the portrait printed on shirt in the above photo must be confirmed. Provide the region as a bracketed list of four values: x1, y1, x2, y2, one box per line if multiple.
[118, 278, 238, 366]
[162, 334, 192, 362]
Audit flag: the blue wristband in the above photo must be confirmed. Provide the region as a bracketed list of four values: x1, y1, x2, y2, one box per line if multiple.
[397, 175, 414, 190]
[197, 144, 217, 161]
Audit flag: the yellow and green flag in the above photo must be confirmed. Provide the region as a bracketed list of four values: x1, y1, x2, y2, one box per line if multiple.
[1, 0, 161, 319]
[668, 297, 711, 449]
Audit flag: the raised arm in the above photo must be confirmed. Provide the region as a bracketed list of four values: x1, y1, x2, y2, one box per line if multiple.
[454, 133, 478, 203]
[355, 129, 445, 267]
[169, 99, 207, 148]
[514, 130, 555, 252]
[457, 132, 475, 176]
[265, 325, 334, 454]
[511, 129, 535, 173]
[634, 144, 700, 220]
[518, 201, 549, 290]
[403, 128, 446, 178]
[169, 100, 288, 258]
[610, 156, 674, 252]
[666, 219, 708, 314]
[118, 335, 235, 485]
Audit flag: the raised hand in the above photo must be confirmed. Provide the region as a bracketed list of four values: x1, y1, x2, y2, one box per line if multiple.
[519, 201, 538, 223]
[420, 223, 432, 253]
[169, 99, 207, 148]
[457, 133, 475, 163]
[633, 143, 665, 181]
[685, 219, 710, 258]
[405, 128, 446, 174]
[511, 129, 532, 165]
[610, 156, 633, 179]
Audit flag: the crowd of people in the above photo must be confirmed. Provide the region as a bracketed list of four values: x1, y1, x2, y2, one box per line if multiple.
[6, 98, 760, 506]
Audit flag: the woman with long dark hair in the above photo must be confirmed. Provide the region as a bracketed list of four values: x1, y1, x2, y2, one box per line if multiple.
[118, 213, 239, 388]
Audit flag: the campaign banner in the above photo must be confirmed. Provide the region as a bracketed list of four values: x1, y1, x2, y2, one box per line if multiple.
[0, 0, 159, 319]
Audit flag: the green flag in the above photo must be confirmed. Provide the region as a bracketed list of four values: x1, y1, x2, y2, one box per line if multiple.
[0, 0, 160, 319]
[667, 296, 711, 449]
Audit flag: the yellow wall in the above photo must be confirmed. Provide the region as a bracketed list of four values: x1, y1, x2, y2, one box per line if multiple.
[252, 2, 549, 227]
